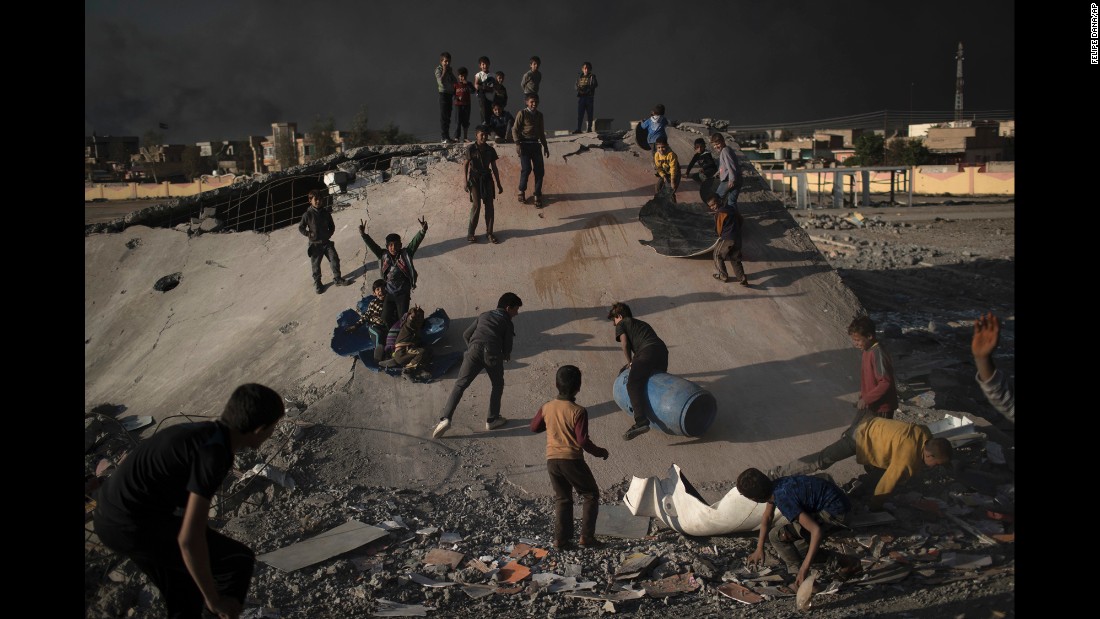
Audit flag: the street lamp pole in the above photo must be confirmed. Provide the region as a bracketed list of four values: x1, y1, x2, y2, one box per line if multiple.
[909, 82, 914, 135]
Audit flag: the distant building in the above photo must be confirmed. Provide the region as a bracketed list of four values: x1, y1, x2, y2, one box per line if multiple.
[261, 122, 348, 172]
[85, 135, 140, 167]
[925, 120, 1011, 164]
[816, 128, 865, 149]
[196, 138, 264, 175]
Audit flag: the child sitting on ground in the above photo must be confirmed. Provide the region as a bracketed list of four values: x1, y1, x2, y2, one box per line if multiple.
[346, 279, 392, 362]
[391, 306, 433, 381]
[529, 365, 609, 549]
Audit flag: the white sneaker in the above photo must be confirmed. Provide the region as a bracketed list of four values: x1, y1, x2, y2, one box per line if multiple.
[485, 417, 507, 430]
[432, 418, 451, 439]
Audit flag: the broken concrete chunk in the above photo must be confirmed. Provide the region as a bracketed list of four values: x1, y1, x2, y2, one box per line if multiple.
[642, 573, 700, 598]
[461, 584, 496, 599]
[940, 552, 993, 570]
[717, 581, 764, 604]
[372, 598, 430, 616]
[422, 548, 465, 569]
[408, 572, 458, 587]
[614, 553, 659, 580]
[498, 560, 531, 584]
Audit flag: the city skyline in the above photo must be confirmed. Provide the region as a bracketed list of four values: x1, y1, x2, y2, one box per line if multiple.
[85, 0, 1015, 145]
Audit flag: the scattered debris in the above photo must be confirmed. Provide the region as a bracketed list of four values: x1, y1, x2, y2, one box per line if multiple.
[642, 573, 700, 598]
[717, 581, 764, 605]
[498, 560, 531, 584]
[423, 548, 465, 570]
[372, 598, 431, 617]
[408, 572, 458, 587]
[119, 416, 154, 432]
[615, 553, 659, 580]
[795, 571, 818, 611]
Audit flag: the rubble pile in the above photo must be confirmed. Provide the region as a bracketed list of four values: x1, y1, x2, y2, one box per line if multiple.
[86, 402, 1014, 619]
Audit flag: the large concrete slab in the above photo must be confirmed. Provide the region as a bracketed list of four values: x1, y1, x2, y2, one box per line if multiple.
[85, 127, 867, 497]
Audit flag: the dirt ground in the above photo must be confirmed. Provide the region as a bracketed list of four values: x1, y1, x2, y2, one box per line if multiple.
[84, 187, 1015, 616]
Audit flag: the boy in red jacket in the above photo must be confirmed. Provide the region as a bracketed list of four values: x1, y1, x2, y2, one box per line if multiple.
[848, 315, 898, 418]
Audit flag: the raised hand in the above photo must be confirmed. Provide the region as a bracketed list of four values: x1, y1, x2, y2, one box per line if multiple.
[358, 219, 366, 234]
[418, 216, 428, 232]
[971, 312, 1000, 359]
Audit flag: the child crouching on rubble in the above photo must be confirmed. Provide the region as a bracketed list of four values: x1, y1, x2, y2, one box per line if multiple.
[529, 365, 609, 550]
[738, 468, 861, 588]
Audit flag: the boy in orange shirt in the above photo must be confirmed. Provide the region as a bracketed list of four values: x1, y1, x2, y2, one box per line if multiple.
[530, 365, 609, 550]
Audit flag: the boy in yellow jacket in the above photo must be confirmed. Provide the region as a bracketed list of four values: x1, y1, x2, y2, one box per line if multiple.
[652, 138, 680, 202]
[769, 413, 953, 509]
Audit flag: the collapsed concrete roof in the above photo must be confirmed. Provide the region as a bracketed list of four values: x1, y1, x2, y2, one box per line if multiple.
[84, 126, 871, 494]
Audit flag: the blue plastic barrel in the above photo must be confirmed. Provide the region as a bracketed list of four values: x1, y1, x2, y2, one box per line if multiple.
[613, 370, 717, 436]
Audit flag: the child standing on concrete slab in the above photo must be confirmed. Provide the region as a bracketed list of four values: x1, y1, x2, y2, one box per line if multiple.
[530, 365, 609, 550]
[640, 104, 669, 150]
[453, 67, 473, 143]
[848, 315, 898, 419]
[473, 56, 496, 125]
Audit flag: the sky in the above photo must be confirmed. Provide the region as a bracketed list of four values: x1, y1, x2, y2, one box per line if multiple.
[85, 0, 1015, 145]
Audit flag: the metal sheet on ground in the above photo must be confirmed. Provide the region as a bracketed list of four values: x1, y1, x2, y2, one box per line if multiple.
[258, 520, 388, 572]
[637, 197, 719, 257]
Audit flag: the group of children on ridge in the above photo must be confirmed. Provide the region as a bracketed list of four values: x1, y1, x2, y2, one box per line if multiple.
[435, 52, 599, 144]
[90, 303, 1014, 614]
[641, 105, 750, 285]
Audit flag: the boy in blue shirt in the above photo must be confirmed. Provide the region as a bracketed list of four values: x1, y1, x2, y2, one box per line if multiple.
[640, 104, 668, 150]
[737, 468, 861, 587]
